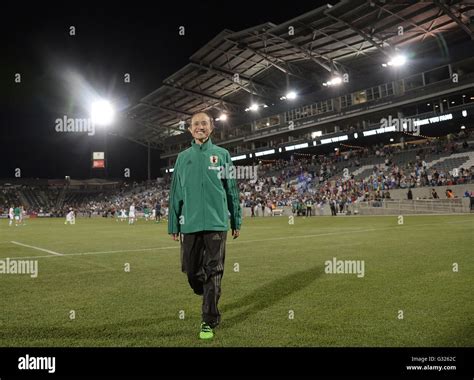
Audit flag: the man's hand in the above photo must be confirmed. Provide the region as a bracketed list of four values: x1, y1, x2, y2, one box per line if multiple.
[232, 229, 240, 239]
[171, 233, 180, 241]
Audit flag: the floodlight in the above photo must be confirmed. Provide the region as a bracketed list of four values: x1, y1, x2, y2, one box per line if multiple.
[91, 100, 114, 126]
[383, 55, 407, 67]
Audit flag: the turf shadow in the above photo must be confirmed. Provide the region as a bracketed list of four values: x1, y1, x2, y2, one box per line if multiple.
[0, 315, 182, 345]
[220, 265, 322, 328]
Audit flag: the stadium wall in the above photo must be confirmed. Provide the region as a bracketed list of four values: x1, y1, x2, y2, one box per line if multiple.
[242, 205, 331, 217]
[354, 198, 471, 215]
[386, 184, 474, 200]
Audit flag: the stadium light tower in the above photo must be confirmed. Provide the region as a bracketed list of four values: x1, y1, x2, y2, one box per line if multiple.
[90, 99, 115, 179]
[216, 113, 227, 121]
[280, 91, 297, 100]
[249, 103, 259, 111]
[382, 54, 407, 68]
[91, 100, 115, 126]
[323, 76, 342, 86]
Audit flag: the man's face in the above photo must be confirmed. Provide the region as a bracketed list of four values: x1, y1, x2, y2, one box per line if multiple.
[189, 113, 213, 143]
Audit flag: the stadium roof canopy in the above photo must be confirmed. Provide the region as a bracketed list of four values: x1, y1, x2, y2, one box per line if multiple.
[120, 0, 474, 149]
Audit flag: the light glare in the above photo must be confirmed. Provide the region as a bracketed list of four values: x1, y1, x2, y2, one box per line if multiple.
[91, 100, 114, 126]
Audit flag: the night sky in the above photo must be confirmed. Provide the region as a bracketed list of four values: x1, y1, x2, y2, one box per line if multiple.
[0, 1, 326, 180]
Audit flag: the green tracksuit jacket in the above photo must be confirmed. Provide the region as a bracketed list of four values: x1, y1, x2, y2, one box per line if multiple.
[168, 138, 242, 234]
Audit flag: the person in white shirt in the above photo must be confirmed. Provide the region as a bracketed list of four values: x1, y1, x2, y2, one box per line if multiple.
[65, 209, 75, 225]
[129, 204, 136, 225]
[20, 206, 26, 225]
[8, 206, 14, 227]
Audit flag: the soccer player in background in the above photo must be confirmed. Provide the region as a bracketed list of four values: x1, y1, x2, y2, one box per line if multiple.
[168, 111, 241, 340]
[155, 201, 161, 222]
[8, 206, 14, 227]
[65, 208, 75, 225]
[129, 203, 136, 225]
[144, 205, 150, 221]
[13, 206, 21, 226]
[20, 206, 26, 225]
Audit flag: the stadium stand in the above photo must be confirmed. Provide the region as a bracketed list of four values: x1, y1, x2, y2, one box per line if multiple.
[1, 134, 473, 218]
[2, 1, 474, 219]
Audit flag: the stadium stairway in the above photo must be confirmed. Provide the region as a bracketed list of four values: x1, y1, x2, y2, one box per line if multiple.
[426, 151, 474, 174]
[18, 191, 30, 209]
[55, 186, 67, 210]
[22, 188, 44, 209]
[348, 150, 473, 182]
[38, 190, 51, 208]
[351, 165, 380, 180]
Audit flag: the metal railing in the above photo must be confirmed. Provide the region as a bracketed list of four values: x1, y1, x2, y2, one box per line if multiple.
[353, 198, 467, 215]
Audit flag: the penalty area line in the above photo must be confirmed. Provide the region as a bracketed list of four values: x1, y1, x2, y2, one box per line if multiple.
[10, 241, 64, 256]
[2, 245, 179, 260]
[5, 219, 467, 260]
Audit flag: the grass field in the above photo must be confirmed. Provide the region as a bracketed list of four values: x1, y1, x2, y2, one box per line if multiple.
[0, 214, 473, 347]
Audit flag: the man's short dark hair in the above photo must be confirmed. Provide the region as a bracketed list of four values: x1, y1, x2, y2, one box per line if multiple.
[191, 111, 215, 128]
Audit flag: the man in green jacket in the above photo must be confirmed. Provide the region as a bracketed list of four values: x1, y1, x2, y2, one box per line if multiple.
[168, 111, 241, 340]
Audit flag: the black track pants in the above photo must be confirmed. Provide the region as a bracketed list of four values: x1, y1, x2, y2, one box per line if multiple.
[180, 231, 227, 328]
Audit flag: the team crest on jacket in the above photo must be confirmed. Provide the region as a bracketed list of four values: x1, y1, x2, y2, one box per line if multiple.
[210, 155, 219, 165]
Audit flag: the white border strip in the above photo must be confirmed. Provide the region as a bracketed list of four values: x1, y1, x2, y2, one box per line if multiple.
[5, 219, 472, 260]
[11, 241, 63, 256]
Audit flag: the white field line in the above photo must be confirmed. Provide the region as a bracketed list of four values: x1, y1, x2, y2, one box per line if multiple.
[1, 245, 179, 260]
[249, 213, 474, 218]
[10, 241, 63, 256]
[2, 228, 375, 260]
[330, 213, 474, 217]
[4, 219, 472, 260]
[4, 218, 473, 261]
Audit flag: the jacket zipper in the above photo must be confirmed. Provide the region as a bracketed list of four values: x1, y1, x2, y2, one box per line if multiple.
[201, 149, 205, 230]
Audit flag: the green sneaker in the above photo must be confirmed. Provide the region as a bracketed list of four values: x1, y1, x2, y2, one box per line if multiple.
[199, 322, 214, 340]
